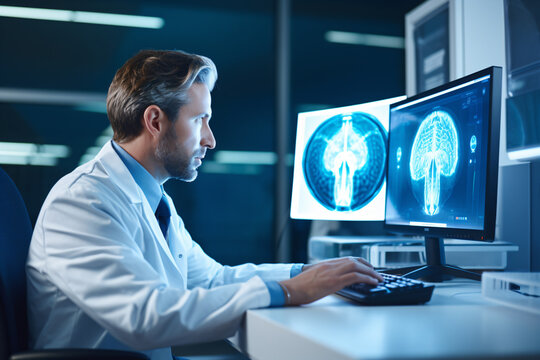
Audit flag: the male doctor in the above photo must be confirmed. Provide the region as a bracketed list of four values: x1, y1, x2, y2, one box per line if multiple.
[26, 50, 383, 360]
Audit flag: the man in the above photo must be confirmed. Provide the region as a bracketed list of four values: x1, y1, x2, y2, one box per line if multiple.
[26, 50, 383, 360]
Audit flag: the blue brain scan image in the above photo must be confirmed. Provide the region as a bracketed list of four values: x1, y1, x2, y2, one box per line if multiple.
[302, 112, 387, 212]
[409, 110, 459, 216]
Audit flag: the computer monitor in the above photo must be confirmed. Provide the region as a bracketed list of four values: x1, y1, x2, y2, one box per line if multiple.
[384, 66, 502, 282]
[291, 96, 405, 221]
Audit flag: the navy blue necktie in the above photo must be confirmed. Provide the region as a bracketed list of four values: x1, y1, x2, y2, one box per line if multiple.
[155, 196, 171, 238]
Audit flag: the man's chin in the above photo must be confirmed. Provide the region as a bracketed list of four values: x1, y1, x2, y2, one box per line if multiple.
[165, 165, 198, 182]
[183, 172, 198, 182]
[172, 169, 198, 182]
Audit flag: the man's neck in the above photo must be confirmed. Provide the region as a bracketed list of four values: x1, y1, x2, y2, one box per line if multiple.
[116, 137, 167, 184]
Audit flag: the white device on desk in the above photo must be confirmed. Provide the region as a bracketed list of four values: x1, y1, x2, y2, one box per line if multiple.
[482, 272, 540, 314]
[308, 236, 518, 270]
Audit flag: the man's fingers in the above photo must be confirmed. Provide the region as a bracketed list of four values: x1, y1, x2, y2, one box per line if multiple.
[354, 257, 374, 268]
[340, 272, 380, 287]
[310, 256, 376, 271]
[352, 257, 383, 282]
[333, 258, 384, 283]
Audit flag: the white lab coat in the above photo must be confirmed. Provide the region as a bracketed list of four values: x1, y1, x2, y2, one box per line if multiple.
[26, 141, 294, 360]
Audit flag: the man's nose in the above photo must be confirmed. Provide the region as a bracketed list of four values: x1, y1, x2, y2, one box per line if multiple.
[202, 122, 216, 149]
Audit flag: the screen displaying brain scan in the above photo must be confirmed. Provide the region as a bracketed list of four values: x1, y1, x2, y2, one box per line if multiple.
[290, 96, 405, 221]
[385, 75, 492, 230]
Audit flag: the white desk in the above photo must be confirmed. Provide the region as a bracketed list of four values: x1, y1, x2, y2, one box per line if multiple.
[232, 280, 540, 360]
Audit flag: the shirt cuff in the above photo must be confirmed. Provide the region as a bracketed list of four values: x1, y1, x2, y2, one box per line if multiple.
[265, 281, 286, 307]
[290, 263, 304, 278]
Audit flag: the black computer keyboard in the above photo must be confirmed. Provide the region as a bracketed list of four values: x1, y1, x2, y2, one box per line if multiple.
[336, 273, 435, 305]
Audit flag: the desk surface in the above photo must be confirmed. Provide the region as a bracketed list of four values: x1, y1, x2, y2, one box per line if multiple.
[233, 279, 540, 360]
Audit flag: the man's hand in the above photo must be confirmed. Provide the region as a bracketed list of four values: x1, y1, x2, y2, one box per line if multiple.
[279, 257, 383, 306]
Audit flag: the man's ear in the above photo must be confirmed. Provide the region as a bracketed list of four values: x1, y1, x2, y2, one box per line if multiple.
[142, 105, 167, 139]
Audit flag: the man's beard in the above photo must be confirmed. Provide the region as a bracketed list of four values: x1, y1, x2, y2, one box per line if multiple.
[155, 127, 198, 182]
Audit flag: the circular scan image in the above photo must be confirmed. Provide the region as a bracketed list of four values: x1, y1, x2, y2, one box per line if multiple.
[303, 112, 387, 212]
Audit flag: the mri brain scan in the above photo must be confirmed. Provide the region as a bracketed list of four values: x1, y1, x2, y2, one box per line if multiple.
[410, 110, 459, 216]
[303, 112, 387, 211]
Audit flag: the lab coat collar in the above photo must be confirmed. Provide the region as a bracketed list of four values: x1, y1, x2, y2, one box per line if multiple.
[93, 141, 144, 204]
[93, 141, 180, 270]
[110, 140, 162, 213]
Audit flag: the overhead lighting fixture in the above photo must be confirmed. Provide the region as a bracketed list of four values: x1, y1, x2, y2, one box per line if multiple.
[0, 87, 106, 106]
[0, 142, 70, 166]
[198, 151, 297, 175]
[0, 5, 164, 29]
[214, 151, 277, 165]
[75, 103, 107, 114]
[200, 162, 262, 176]
[325, 31, 404, 49]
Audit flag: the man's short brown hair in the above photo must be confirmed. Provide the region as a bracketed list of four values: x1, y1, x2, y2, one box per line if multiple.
[107, 50, 217, 142]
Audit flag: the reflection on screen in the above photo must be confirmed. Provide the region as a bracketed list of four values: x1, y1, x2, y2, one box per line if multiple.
[290, 96, 405, 221]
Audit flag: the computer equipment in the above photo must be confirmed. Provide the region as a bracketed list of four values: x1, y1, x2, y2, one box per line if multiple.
[308, 236, 518, 270]
[482, 272, 540, 314]
[504, 0, 540, 161]
[384, 66, 503, 282]
[290, 96, 405, 221]
[337, 273, 435, 305]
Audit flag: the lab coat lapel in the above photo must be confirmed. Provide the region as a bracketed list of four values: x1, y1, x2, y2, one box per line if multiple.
[140, 197, 180, 271]
[96, 142, 180, 272]
[163, 194, 188, 274]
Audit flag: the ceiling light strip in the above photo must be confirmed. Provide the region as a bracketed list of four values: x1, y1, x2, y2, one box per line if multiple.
[0, 142, 70, 166]
[213, 151, 295, 166]
[325, 31, 404, 49]
[0, 88, 106, 105]
[0, 5, 164, 29]
[214, 151, 277, 165]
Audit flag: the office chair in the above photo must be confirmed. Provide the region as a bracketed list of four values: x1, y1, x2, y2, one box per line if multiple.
[0, 167, 148, 360]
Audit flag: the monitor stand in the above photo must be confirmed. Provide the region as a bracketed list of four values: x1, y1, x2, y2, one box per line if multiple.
[383, 236, 481, 282]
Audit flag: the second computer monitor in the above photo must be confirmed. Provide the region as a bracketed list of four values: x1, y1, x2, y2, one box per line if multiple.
[385, 66, 502, 241]
[290, 96, 405, 221]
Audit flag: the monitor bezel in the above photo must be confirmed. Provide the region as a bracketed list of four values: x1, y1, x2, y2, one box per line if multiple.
[384, 66, 502, 242]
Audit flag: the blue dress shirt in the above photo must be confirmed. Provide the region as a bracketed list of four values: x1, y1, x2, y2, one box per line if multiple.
[111, 141, 302, 306]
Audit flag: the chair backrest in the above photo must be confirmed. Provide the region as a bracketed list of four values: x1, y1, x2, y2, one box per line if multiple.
[0, 167, 33, 356]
